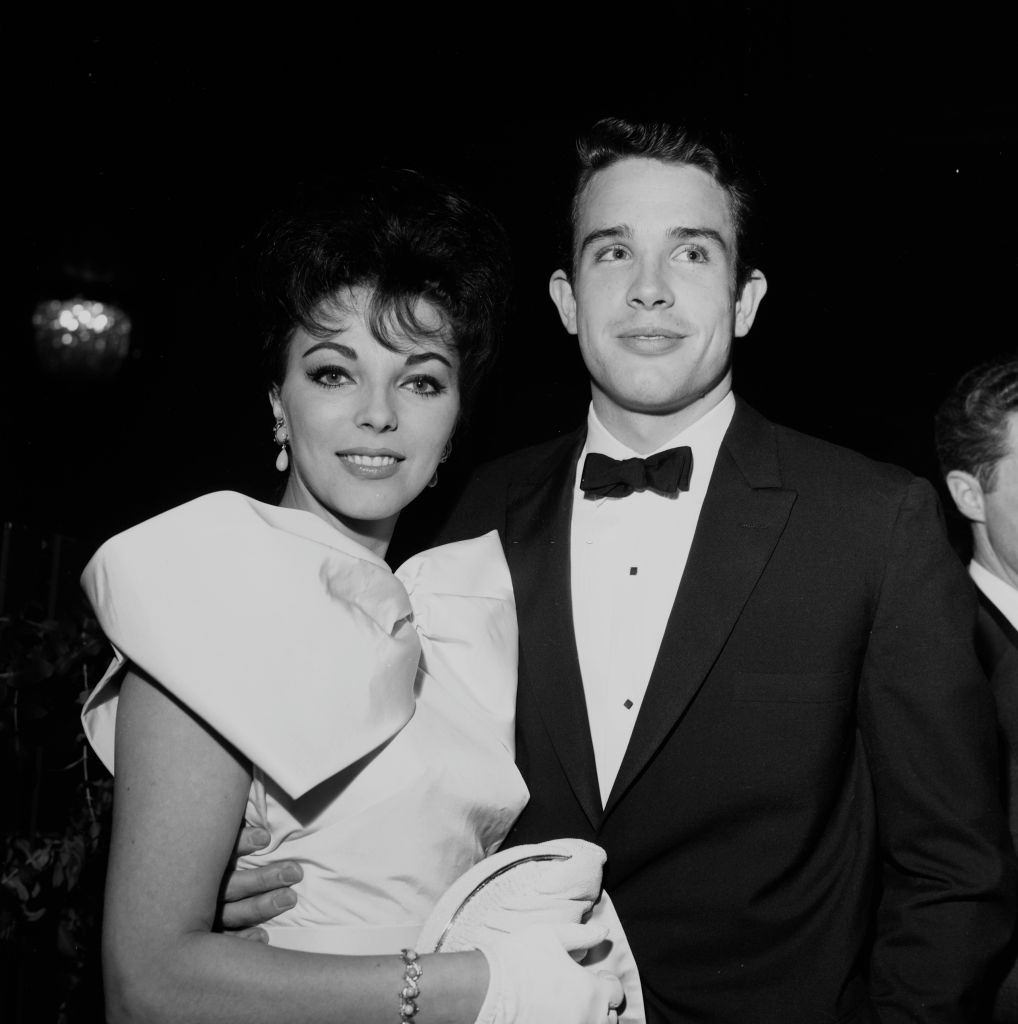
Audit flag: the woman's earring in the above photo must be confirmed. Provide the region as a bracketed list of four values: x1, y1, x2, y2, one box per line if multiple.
[273, 417, 289, 472]
[428, 440, 452, 488]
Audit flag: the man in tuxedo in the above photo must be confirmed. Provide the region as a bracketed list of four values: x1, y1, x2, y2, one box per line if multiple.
[432, 119, 1015, 1021]
[937, 358, 1018, 1021]
[221, 120, 1015, 1021]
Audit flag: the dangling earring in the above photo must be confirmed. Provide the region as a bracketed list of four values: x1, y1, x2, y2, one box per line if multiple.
[273, 417, 289, 472]
[428, 440, 452, 489]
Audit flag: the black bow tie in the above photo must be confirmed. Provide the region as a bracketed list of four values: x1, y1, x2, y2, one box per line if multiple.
[580, 446, 693, 499]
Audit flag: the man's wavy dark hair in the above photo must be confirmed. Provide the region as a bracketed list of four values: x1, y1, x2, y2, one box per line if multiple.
[256, 168, 511, 417]
[935, 356, 1018, 490]
[565, 117, 759, 289]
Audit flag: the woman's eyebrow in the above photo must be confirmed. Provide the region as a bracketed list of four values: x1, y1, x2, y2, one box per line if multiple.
[301, 340, 452, 369]
[404, 350, 452, 369]
[301, 341, 356, 359]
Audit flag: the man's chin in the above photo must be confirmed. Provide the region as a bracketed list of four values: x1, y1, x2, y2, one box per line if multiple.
[605, 388, 731, 419]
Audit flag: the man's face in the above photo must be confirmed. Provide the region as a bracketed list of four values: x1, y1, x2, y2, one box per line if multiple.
[982, 412, 1018, 588]
[549, 157, 766, 446]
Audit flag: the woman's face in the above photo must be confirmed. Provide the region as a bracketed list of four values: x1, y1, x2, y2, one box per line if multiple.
[270, 288, 460, 554]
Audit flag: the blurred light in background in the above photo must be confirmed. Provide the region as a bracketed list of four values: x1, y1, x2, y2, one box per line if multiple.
[32, 297, 132, 376]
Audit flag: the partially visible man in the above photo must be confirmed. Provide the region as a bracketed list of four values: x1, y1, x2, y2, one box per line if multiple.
[937, 358, 1018, 1022]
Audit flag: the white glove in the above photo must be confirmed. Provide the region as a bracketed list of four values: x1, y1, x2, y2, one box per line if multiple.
[418, 839, 607, 953]
[475, 921, 625, 1024]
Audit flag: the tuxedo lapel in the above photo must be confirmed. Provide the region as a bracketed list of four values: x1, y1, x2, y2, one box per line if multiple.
[506, 429, 604, 829]
[604, 404, 797, 818]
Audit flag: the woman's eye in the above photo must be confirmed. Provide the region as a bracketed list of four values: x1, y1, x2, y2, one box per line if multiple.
[308, 365, 351, 388]
[402, 375, 445, 397]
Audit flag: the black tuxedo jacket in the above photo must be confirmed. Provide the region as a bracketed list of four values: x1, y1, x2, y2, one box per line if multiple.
[439, 401, 1015, 1023]
[975, 589, 1018, 853]
[975, 588, 1018, 1021]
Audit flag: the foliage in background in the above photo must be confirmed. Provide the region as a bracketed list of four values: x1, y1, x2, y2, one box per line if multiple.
[1, 604, 113, 1023]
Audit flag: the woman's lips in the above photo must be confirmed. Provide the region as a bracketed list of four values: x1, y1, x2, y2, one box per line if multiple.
[336, 451, 404, 479]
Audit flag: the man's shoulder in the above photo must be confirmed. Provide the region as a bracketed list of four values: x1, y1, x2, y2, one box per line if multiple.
[734, 402, 922, 504]
[465, 427, 585, 488]
[778, 422, 912, 487]
[437, 426, 584, 544]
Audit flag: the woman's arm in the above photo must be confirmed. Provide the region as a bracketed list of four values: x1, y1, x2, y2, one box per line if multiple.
[104, 670, 620, 1024]
[104, 668, 488, 1024]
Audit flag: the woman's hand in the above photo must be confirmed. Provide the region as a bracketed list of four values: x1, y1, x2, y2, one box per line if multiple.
[419, 839, 608, 953]
[476, 921, 624, 1024]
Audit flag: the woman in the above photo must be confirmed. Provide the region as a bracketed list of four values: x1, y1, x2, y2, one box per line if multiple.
[81, 171, 625, 1023]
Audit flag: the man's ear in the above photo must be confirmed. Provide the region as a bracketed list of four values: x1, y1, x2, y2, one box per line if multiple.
[734, 269, 768, 338]
[549, 270, 578, 336]
[945, 469, 987, 524]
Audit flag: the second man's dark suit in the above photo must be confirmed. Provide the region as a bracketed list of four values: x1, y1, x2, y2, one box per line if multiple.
[439, 400, 1015, 1023]
[975, 589, 1018, 1021]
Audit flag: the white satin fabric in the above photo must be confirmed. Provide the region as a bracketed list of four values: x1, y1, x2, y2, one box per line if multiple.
[81, 492, 528, 952]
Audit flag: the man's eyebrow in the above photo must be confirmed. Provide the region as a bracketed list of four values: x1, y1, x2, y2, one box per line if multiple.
[578, 224, 632, 254]
[667, 226, 729, 252]
[302, 340, 355, 359]
[578, 224, 730, 255]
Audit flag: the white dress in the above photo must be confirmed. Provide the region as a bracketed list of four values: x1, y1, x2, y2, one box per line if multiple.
[81, 491, 528, 954]
[81, 492, 645, 1021]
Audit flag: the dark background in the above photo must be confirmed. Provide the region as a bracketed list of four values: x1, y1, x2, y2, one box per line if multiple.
[0, 11, 1013, 1021]
[2, 11, 1014, 567]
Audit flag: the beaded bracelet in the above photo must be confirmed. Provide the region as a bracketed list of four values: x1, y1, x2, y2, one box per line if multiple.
[399, 948, 422, 1021]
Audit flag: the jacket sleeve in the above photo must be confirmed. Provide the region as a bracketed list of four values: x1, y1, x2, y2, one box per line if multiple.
[858, 476, 1017, 1021]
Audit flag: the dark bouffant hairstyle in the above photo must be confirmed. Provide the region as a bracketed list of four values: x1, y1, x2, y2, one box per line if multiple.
[935, 356, 1018, 490]
[256, 169, 511, 416]
[566, 117, 758, 289]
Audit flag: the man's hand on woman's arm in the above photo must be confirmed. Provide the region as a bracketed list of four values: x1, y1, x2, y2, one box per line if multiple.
[216, 826, 301, 938]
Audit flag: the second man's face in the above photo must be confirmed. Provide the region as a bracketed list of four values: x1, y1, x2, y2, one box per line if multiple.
[983, 412, 1018, 589]
[550, 157, 765, 440]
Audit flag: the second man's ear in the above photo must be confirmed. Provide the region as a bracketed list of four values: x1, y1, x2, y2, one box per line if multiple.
[945, 469, 987, 524]
[549, 270, 578, 335]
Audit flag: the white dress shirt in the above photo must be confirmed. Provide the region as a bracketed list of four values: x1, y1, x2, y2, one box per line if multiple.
[571, 393, 736, 806]
[970, 559, 1018, 632]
